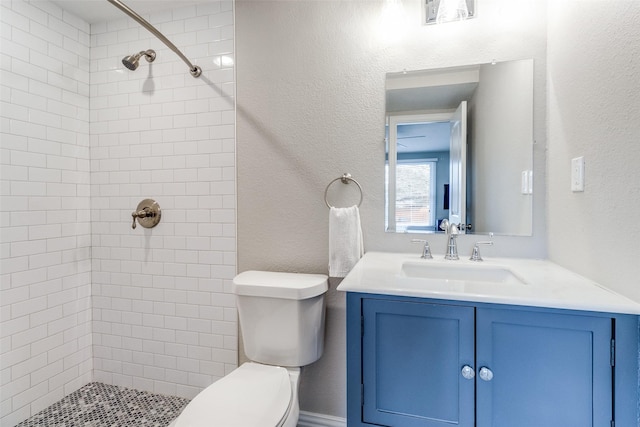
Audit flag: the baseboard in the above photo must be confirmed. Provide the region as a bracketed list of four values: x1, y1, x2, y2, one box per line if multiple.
[297, 410, 347, 427]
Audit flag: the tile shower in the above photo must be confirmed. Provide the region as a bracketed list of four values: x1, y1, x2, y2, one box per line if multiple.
[0, 1, 237, 425]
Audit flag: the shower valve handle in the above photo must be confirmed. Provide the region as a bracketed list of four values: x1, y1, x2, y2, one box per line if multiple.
[131, 209, 152, 229]
[130, 199, 161, 230]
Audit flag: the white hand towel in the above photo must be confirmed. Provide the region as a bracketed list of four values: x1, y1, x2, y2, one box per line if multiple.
[329, 205, 364, 278]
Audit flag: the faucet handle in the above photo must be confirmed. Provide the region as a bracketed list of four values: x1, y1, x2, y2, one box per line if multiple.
[470, 237, 494, 262]
[411, 239, 433, 259]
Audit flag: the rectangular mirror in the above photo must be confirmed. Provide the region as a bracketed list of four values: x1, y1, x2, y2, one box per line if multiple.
[385, 59, 534, 236]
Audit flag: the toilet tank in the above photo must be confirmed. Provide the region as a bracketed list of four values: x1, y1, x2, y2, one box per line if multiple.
[232, 271, 328, 367]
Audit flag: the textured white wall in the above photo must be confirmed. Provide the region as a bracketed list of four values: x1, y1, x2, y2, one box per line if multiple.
[236, 0, 547, 417]
[0, 1, 92, 424]
[89, 2, 237, 399]
[547, 1, 640, 302]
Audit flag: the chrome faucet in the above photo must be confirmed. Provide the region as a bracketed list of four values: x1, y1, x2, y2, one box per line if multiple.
[440, 219, 460, 260]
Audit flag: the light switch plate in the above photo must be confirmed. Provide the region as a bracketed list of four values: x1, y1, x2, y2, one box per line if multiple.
[521, 171, 529, 194]
[521, 170, 533, 195]
[571, 157, 585, 192]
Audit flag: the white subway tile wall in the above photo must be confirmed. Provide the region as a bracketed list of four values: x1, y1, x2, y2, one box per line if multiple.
[1, 0, 237, 425]
[1, 1, 92, 425]
[89, 0, 236, 402]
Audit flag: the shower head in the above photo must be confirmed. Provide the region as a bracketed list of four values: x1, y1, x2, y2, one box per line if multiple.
[122, 49, 156, 71]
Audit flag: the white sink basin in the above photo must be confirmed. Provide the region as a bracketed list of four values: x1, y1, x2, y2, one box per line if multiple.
[400, 261, 526, 285]
[336, 252, 640, 315]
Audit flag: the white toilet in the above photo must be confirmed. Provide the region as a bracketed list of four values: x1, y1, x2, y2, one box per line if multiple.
[170, 270, 328, 427]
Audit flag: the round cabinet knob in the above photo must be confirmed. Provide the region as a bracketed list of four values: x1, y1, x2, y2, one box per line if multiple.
[479, 367, 494, 382]
[461, 365, 475, 380]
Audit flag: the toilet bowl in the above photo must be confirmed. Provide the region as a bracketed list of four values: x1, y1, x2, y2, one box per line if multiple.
[169, 271, 328, 427]
[170, 363, 300, 427]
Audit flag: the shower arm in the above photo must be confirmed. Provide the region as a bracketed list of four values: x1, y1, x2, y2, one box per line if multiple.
[107, 0, 202, 77]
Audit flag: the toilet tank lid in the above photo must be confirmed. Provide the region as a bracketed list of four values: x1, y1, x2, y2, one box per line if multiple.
[233, 271, 328, 300]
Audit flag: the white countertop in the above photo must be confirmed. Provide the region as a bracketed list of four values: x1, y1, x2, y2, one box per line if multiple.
[336, 252, 640, 315]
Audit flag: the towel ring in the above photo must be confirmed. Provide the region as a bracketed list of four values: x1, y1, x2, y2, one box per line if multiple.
[324, 173, 363, 209]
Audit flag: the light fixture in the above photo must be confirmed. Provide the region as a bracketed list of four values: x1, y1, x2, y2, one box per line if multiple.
[377, 0, 408, 43]
[424, 0, 475, 25]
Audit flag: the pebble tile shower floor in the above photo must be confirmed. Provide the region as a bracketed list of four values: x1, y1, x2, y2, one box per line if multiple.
[15, 382, 190, 427]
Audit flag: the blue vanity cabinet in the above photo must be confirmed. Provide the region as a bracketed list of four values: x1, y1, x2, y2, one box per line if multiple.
[361, 298, 475, 427]
[346, 292, 639, 427]
[475, 308, 612, 427]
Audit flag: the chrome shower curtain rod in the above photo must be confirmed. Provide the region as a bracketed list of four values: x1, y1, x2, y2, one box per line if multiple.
[107, 0, 202, 77]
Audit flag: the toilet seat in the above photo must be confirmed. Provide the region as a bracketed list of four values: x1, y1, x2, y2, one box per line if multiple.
[173, 363, 292, 427]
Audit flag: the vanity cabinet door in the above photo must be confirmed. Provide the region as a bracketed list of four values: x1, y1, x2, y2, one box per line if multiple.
[475, 308, 613, 427]
[361, 298, 475, 427]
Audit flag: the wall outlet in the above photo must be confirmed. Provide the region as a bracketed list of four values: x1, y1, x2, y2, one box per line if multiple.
[571, 157, 585, 192]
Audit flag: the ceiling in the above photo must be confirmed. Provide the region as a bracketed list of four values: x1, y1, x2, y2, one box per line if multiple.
[46, 0, 210, 23]
[396, 122, 451, 154]
[386, 83, 478, 113]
